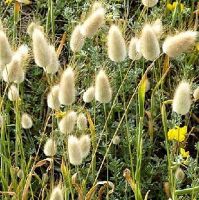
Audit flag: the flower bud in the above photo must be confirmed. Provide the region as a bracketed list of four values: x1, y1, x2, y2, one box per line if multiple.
[163, 31, 198, 58]
[79, 134, 91, 158]
[68, 135, 82, 165]
[59, 111, 77, 134]
[95, 69, 112, 103]
[44, 138, 57, 157]
[172, 81, 191, 115]
[70, 25, 85, 52]
[81, 7, 105, 38]
[107, 25, 127, 62]
[21, 113, 33, 129]
[83, 86, 95, 103]
[59, 67, 75, 105]
[77, 113, 87, 130]
[47, 85, 60, 110]
[8, 85, 19, 101]
[140, 24, 160, 61]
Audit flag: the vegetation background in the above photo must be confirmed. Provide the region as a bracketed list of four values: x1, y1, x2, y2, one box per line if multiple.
[0, 0, 198, 199]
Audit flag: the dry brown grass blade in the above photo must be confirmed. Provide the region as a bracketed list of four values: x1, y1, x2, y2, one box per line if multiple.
[85, 181, 114, 200]
[22, 158, 53, 200]
[162, 54, 170, 75]
[56, 32, 67, 58]
[0, 191, 16, 196]
[71, 173, 84, 200]
[123, 168, 136, 192]
[145, 111, 154, 141]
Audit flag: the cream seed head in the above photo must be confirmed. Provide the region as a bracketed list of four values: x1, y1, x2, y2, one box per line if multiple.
[45, 45, 60, 74]
[2, 54, 25, 83]
[83, 86, 95, 103]
[81, 7, 105, 38]
[32, 28, 51, 69]
[193, 87, 199, 101]
[128, 37, 142, 60]
[140, 24, 160, 61]
[27, 22, 43, 36]
[142, 0, 158, 7]
[77, 113, 87, 130]
[59, 67, 75, 105]
[163, 31, 198, 58]
[70, 25, 85, 52]
[151, 19, 163, 39]
[68, 135, 82, 165]
[50, 186, 64, 200]
[175, 168, 185, 181]
[8, 85, 19, 101]
[112, 135, 121, 145]
[47, 85, 60, 110]
[21, 113, 33, 129]
[59, 111, 77, 134]
[0, 30, 13, 67]
[79, 134, 91, 158]
[172, 81, 192, 115]
[44, 138, 57, 157]
[107, 25, 127, 62]
[95, 69, 112, 103]
[92, 1, 103, 12]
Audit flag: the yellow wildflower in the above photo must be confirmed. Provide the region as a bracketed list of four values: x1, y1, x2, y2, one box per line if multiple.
[167, 2, 184, 12]
[5, 0, 13, 4]
[180, 148, 190, 158]
[5, 0, 31, 4]
[168, 126, 187, 142]
[54, 111, 66, 119]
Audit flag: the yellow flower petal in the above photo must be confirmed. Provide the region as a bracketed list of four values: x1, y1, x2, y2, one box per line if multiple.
[167, 126, 187, 142]
[167, 3, 174, 11]
[180, 148, 190, 158]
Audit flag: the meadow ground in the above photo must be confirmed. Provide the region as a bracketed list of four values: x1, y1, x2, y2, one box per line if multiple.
[0, 0, 199, 199]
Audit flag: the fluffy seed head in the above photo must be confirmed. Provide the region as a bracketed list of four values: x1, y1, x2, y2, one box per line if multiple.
[140, 24, 160, 61]
[21, 113, 33, 129]
[70, 25, 85, 52]
[50, 186, 64, 200]
[175, 168, 185, 181]
[107, 25, 127, 62]
[112, 135, 120, 145]
[44, 138, 57, 157]
[2, 54, 25, 83]
[83, 86, 95, 103]
[47, 85, 60, 110]
[77, 113, 87, 130]
[79, 134, 91, 158]
[172, 81, 191, 115]
[32, 28, 51, 68]
[27, 22, 43, 36]
[45, 45, 60, 74]
[95, 69, 112, 103]
[193, 87, 199, 101]
[68, 135, 82, 165]
[142, 0, 158, 7]
[92, 1, 103, 12]
[151, 19, 163, 39]
[8, 85, 19, 101]
[163, 31, 198, 58]
[59, 67, 75, 105]
[59, 111, 77, 134]
[128, 37, 142, 60]
[0, 30, 12, 67]
[81, 7, 105, 38]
